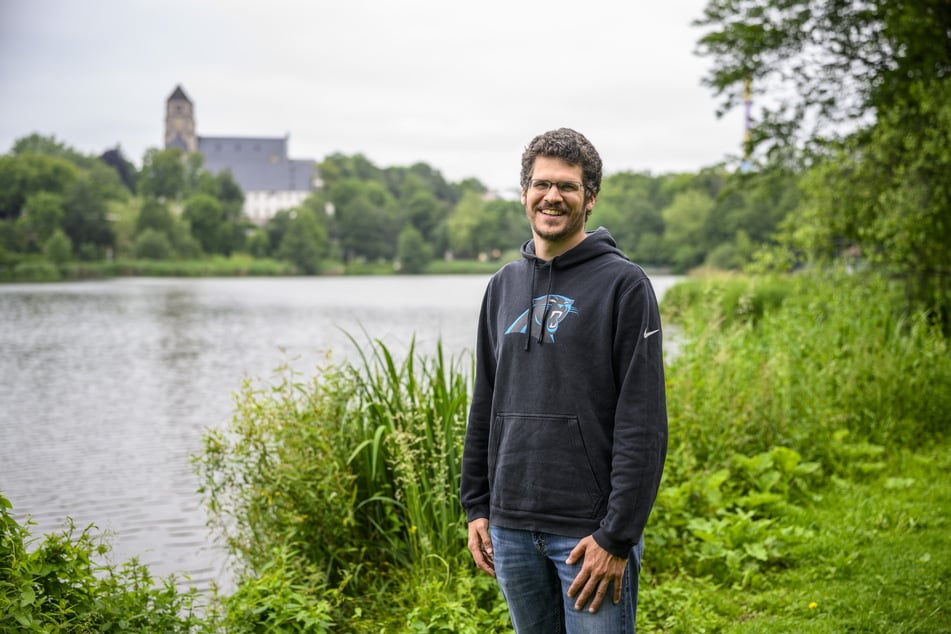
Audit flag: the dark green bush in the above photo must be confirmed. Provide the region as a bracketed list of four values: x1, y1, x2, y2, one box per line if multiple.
[0, 494, 208, 633]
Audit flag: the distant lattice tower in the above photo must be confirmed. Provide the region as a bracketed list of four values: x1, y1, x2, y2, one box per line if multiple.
[165, 85, 197, 153]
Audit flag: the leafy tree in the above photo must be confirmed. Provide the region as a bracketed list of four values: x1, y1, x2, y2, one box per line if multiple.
[44, 228, 73, 265]
[397, 225, 432, 274]
[136, 198, 175, 236]
[134, 228, 174, 260]
[695, 0, 951, 158]
[245, 227, 271, 258]
[699, 165, 800, 270]
[277, 207, 328, 274]
[183, 152, 207, 195]
[480, 199, 526, 256]
[62, 178, 115, 258]
[214, 170, 245, 213]
[18, 191, 65, 249]
[697, 0, 950, 317]
[139, 148, 186, 200]
[318, 153, 385, 190]
[0, 153, 78, 219]
[662, 190, 715, 273]
[169, 224, 204, 259]
[783, 79, 951, 308]
[400, 184, 442, 239]
[445, 191, 485, 259]
[12, 133, 98, 167]
[329, 179, 399, 262]
[387, 162, 458, 204]
[265, 209, 294, 256]
[594, 172, 668, 260]
[182, 193, 224, 254]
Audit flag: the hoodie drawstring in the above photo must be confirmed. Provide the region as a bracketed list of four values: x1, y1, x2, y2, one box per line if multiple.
[537, 265, 554, 345]
[525, 260, 555, 350]
[524, 264, 536, 351]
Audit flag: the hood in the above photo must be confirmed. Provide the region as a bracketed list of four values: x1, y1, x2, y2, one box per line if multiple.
[518, 227, 628, 351]
[519, 226, 628, 269]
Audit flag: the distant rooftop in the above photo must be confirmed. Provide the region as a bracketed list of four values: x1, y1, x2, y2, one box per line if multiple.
[198, 135, 315, 192]
[168, 85, 191, 102]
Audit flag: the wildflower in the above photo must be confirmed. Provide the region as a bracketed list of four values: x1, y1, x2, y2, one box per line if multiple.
[808, 602, 818, 610]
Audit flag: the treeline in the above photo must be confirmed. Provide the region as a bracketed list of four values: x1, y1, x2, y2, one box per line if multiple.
[0, 132, 803, 280]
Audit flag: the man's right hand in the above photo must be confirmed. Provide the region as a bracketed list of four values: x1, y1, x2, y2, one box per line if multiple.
[466, 518, 495, 576]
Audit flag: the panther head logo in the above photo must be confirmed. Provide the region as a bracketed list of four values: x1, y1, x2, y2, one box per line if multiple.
[504, 294, 578, 343]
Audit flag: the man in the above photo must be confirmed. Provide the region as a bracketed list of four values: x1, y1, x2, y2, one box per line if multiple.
[460, 128, 668, 633]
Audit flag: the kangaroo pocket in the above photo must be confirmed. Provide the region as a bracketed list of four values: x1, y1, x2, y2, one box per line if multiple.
[489, 413, 604, 520]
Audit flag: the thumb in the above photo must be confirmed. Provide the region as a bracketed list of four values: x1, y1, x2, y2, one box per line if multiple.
[565, 538, 588, 565]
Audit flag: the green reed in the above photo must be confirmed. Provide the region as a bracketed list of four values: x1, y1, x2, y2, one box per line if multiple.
[195, 334, 472, 597]
[341, 332, 471, 569]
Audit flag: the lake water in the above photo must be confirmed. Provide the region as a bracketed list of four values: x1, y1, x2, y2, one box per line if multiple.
[0, 274, 680, 593]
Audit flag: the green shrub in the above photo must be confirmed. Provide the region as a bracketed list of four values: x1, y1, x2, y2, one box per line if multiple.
[0, 494, 208, 633]
[214, 546, 336, 633]
[44, 229, 73, 265]
[10, 259, 61, 282]
[133, 228, 173, 259]
[648, 446, 820, 588]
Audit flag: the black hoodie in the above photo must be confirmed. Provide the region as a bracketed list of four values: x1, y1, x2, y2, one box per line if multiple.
[460, 227, 668, 558]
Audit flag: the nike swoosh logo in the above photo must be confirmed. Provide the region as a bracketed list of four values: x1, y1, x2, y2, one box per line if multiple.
[643, 328, 660, 339]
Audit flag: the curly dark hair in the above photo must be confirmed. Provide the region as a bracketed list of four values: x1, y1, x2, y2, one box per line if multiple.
[519, 128, 603, 198]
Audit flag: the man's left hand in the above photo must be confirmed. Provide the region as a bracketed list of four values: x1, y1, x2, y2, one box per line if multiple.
[565, 535, 627, 613]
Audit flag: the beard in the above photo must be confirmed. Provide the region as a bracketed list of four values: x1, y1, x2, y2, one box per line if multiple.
[528, 205, 586, 244]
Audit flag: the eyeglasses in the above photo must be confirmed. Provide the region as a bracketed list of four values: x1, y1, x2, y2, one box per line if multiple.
[529, 179, 584, 194]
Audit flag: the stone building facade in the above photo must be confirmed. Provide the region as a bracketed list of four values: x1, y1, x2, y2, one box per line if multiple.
[164, 85, 318, 224]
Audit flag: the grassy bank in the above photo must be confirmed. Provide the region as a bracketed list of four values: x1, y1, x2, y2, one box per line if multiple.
[0, 255, 296, 281]
[0, 255, 508, 282]
[3, 269, 947, 631]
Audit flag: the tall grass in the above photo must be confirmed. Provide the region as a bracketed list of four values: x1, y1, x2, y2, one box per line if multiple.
[662, 270, 950, 462]
[193, 337, 507, 630]
[341, 333, 469, 568]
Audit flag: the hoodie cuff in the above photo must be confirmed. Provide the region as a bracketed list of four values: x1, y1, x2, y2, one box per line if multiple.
[465, 506, 490, 523]
[592, 527, 640, 559]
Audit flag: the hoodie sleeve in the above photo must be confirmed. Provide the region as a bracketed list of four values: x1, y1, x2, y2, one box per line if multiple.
[592, 276, 668, 558]
[459, 284, 498, 522]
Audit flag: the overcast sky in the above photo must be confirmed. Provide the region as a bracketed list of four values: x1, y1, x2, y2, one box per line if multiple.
[1, 0, 744, 194]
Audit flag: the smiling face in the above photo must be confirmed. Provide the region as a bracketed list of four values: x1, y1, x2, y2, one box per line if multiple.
[521, 156, 597, 260]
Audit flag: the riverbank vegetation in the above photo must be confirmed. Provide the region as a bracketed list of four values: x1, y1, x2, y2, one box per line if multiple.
[3, 269, 947, 631]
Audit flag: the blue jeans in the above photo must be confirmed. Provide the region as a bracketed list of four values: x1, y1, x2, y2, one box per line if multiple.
[490, 525, 643, 633]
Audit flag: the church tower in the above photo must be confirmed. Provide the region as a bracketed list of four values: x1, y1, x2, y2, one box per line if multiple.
[165, 85, 197, 152]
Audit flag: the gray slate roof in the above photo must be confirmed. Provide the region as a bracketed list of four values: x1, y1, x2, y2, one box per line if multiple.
[197, 135, 315, 192]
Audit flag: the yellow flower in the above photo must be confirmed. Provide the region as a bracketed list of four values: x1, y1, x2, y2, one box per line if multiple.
[808, 602, 818, 610]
